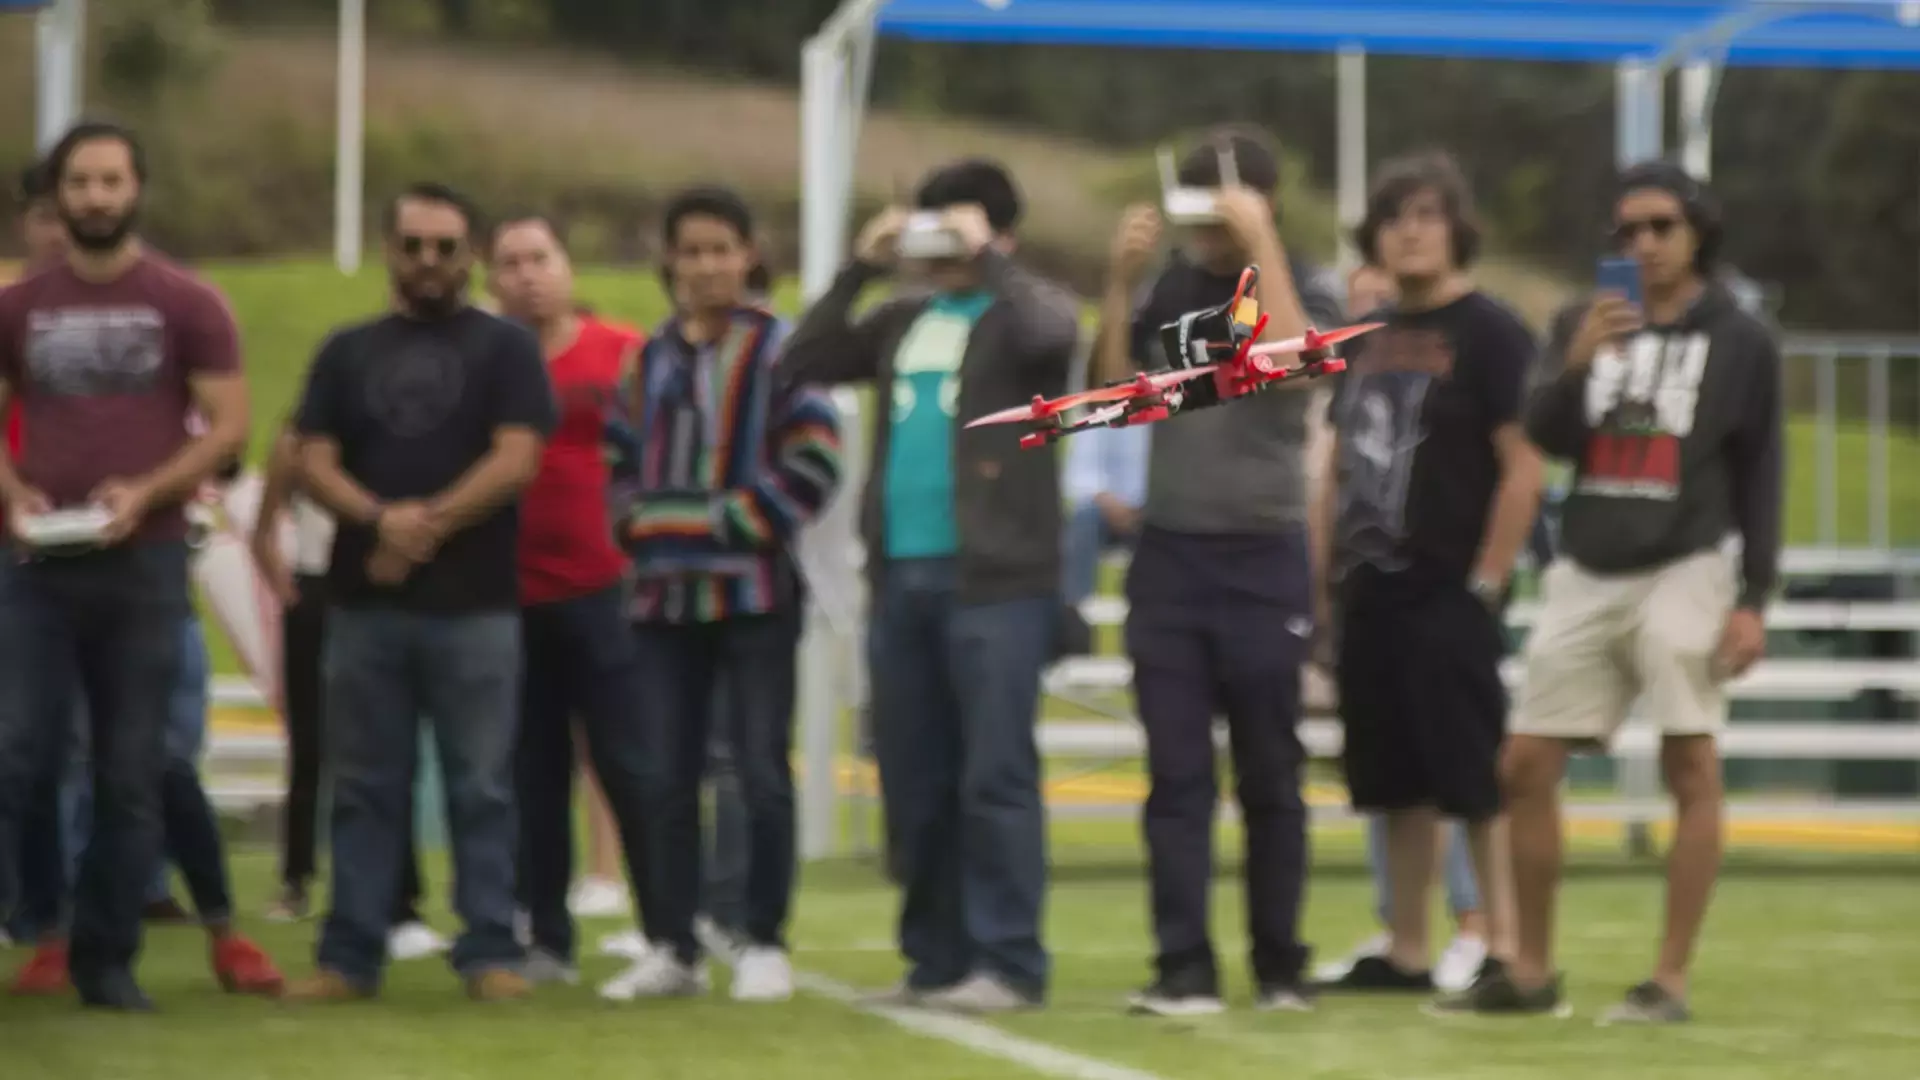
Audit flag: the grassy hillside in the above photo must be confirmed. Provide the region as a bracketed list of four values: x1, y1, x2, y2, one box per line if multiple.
[0, 22, 1575, 325]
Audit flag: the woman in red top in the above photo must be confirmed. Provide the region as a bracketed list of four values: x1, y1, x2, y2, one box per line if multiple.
[484, 214, 654, 981]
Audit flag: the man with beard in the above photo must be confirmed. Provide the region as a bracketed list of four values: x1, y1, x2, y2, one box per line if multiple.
[0, 121, 252, 1010]
[482, 212, 654, 984]
[285, 183, 554, 1002]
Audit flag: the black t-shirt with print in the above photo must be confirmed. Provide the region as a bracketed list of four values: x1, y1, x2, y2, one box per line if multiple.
[1329, 291, 1535, 585]
[294, 306, 556, 612]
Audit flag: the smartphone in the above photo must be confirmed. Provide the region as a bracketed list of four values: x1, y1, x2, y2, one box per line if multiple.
[1596, 257, 1643, 308]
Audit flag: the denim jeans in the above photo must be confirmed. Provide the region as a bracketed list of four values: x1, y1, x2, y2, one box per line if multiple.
[514, 587, 653, 962]
[700, 716, 751, 938]
[631, 609, 801, 961]
[1061, 504, 1129, 608]
[53, 616, 230, 921]
[867, 558, 1052, 1000]
[0, 542, 188, 989]
[316, 608, 524, 990]
[1364, 815, 1482, 925]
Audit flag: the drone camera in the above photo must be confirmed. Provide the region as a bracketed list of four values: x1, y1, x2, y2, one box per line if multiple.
[896, 211, 967, 260]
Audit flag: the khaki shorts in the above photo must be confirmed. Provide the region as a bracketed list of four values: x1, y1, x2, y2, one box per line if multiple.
[1513, 549, 1737, 745]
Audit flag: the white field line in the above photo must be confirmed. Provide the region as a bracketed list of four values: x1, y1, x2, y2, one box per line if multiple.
[796, 970, 1175, 1080]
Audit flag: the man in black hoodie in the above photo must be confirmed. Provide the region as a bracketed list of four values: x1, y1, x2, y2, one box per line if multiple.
[1465, 163, 1781, 1024]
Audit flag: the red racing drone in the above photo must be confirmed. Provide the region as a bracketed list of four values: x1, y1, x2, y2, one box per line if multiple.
[967, 265, 1383, 449]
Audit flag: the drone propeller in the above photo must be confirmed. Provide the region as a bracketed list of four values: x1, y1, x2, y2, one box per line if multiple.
[1247, 321, 1384, 359]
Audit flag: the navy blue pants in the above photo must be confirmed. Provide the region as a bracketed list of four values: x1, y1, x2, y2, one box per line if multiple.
[0, 542, 188, 993]
[631, 609, 802, 961]
[867, 558, 1053, 1000]
[514, 586, 654, 962]
[1125, 527, 1313, 988]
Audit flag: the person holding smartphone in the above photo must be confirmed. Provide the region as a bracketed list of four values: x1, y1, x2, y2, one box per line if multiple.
[1455, 162, 1783, 1024]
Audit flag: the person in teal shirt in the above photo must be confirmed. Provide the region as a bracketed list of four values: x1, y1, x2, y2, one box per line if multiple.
[782, 159, 1081, 1012]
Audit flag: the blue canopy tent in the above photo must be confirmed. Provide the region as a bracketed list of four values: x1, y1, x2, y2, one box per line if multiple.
[789, 0, 1920, 862]
[798, 0, 1920, 295]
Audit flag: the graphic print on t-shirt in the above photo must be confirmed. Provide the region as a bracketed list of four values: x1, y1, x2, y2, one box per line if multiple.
[1334, 325, 1454, 572]
[365, 337, 467, 438]
[1577, 331, 1709, 502]
[24, 306, 165, 396]
[884, 292, 991, 559]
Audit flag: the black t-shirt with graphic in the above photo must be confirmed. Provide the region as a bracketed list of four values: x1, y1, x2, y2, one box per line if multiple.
[294, 306, 556, 612]
[1329, 291, 1535, 584]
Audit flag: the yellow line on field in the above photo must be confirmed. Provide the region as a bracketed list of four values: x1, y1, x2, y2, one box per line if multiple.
[210, 712, 1918, 851]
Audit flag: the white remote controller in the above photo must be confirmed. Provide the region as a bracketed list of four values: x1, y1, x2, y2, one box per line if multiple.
[17, 505, 115, 549]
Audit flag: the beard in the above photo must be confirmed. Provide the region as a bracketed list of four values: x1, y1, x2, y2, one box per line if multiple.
[396, 267, 471, 318]
[60, 205, 138, 253]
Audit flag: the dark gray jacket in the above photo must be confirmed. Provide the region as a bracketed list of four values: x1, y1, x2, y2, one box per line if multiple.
[779, 252, 1081, 602]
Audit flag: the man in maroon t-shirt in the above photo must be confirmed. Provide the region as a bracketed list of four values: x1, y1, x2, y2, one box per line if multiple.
[0, 121, 250, 1011]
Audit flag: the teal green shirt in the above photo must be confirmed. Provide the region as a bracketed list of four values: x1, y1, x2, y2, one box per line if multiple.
[884, 292, 993, 558]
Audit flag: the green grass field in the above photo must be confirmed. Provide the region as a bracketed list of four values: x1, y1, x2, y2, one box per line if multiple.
[5, 835, 1917, 1080]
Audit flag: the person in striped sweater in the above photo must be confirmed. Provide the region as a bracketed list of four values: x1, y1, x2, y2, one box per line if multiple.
[597, 186, 842, 1004]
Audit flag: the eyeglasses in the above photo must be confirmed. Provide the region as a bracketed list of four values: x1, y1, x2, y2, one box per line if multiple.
[400, 235, 463, 259]
[1611, 216, 1681, 246]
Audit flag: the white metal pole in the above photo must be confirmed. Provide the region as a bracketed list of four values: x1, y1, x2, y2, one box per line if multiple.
[334, 0, 366, 276]
[34, 0, 85, 151]
[799, 38, 846, 303]
[1679, 60, 1714, 179]
[1334, 46, 1366, 275]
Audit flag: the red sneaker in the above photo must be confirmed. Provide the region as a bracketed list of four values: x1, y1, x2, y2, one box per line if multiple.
[212, 935, 285, 997]
[10, 941, 71, 996]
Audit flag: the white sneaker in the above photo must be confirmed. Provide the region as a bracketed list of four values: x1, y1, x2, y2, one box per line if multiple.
[598, 930, 653, 960]
[568, 877, 628, 918]
[696, 916, 743, 965]
[730, 946, 794, 1002]
[599, 951, 707, 1001]
[1434, 934, 1489, 993]
[387, 921, 449, 962]
[524, 948, 580, 986]
[1311, 931, 1388, 982]
[922, 972, 1035, 1014]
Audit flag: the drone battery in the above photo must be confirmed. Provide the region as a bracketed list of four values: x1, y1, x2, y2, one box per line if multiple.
[897, 212, 967, 260]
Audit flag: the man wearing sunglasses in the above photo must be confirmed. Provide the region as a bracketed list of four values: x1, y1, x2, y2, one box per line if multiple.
[285, 182, 556, 1003]
[1478, 162, 1782, 1024]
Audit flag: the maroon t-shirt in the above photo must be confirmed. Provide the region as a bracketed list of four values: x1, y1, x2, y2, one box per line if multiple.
[0, 253, 242, 542]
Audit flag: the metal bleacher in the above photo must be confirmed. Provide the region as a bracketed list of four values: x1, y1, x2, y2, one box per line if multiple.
[1043, 547, 1920, 827]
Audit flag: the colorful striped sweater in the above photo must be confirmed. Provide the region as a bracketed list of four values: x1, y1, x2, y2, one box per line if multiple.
[603, 307, 844, 623]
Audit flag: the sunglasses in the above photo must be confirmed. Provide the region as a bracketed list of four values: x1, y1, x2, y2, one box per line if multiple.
[1611, 215, 1681, 246]
[399, 234, 463, 259]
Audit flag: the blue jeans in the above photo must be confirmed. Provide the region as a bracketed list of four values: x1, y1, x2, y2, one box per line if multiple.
[631, 609, 801, 960]
[1365, 815, 1482, 925]
[59, 615, 226, 919]
[514, 587, 653, 962]
[700, 716, 750, 938]
[1061, 503, 1134, 607]
[0, 542, 188, 988]
[867, 557, 1052, 1000]
[316, 608, 524, 990]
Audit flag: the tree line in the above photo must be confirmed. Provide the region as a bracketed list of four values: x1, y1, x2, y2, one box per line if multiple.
[190, 0, 1920, 333]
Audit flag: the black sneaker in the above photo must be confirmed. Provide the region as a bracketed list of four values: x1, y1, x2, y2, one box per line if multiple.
[77, 969, 155, 1012]
[1425, 960, 1573, 1018]
[1313, 954, 1434, 993]
[1126, 965, 1224, 1017]
[1596, 980, 1691, 1026]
